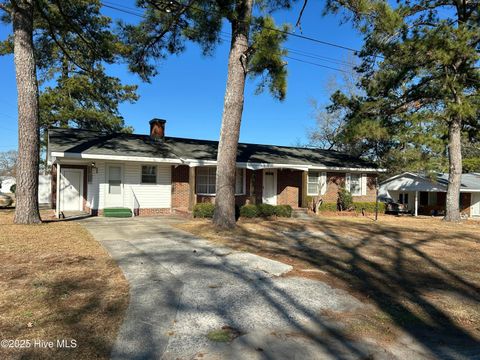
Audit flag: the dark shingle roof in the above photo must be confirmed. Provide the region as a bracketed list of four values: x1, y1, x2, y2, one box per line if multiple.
[48, 128, 379, 169]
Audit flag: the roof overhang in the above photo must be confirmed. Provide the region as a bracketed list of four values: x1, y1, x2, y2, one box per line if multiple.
[51, 151, 183, 164]
[51, 152, 385, 173]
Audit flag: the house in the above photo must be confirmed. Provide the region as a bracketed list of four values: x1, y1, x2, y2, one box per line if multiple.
[379, 172, 480, 217]
[0, 175, 51, 205]
[0, 176, 15, 194]
[47, 119, 383, 217]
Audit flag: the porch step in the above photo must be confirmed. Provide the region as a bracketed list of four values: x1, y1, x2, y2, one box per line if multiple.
[292, 208, 312, 220]
[104, 208, 133, 218]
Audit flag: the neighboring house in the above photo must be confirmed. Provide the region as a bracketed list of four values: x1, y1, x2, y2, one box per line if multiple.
[0, 175, 51, 204]
[379, 172, 480, 217]
[47, 119, 384, 217]
[0, 176, 15, 194]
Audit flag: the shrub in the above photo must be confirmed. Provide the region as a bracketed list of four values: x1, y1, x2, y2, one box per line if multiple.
[257, 203, 276, 217]
[338, 187, 353, 211]
[274, 205, 292, 217]
[193, 203, 215, 218]
[240, 204, 259, 218]
[10, 184, 16, 193]
[317, 202, 338, 212]
[353, 202, 385, 214]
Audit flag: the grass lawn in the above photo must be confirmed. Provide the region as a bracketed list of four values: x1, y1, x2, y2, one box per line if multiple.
[176, 215, 480, 346]
[0, 209, 128, 360]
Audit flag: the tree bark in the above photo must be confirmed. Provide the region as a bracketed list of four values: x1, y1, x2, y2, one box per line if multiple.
[12, 0, 41, 224]
[444, 118, 462, 222]
[212, 0, 253, 229]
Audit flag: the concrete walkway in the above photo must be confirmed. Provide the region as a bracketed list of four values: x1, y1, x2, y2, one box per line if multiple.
[81, 217, 430, 360]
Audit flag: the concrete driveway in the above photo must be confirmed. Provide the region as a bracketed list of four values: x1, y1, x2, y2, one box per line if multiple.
[81, 217, 427, 360]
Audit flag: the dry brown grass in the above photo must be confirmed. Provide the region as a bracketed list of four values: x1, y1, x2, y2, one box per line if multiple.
[0, 209, 128, 360]
[176, 215, 480, 345]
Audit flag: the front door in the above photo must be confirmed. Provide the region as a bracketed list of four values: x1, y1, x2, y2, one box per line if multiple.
[471, 193, 480, 217]
[60, 168, 83, 211]
[105, 164, 124, 207]
[262, 169, 277, 205]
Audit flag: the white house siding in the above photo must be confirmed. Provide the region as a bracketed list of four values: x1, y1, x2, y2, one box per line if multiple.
[38, 175, 51, 204]
[86, 161, 105, 210]
[123, 162, 171, 209]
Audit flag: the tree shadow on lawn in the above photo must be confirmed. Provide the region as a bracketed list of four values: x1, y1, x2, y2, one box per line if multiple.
[222, 218, 480, 359]
[0, 259, 128, 360]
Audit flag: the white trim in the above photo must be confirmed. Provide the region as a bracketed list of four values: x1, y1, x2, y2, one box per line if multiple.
[262, 169, 277, 205]
[361, 173, 367, 196]
[195, 166, 246, 196]
[52, 152, 385, 173]
[55, 163, 60, 218]
[307, 170, 327, 196]
[52, 152, 182, 164]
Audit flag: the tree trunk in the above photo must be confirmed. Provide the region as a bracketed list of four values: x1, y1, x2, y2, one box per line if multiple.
[444, 118, 462, 222]
[212, 0, 253, 229]
[12, 0, 41, 224]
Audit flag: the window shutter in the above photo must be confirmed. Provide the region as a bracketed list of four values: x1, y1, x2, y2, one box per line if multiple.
[320, 172, 327, 195]
[345, 173, 351, 192]
[361, 173, 367, 196]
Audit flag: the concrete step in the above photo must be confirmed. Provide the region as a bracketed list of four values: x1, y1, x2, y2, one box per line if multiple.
[104, 207, 133, 218]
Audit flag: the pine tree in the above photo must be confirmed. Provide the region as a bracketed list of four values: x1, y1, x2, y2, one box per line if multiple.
[0, 0, 137, 223]
[122, 0, 293, 228]
[325, 0, 480, 221]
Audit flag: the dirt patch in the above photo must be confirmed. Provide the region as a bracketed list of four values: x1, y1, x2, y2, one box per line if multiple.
[0, 210, 129, 359]
[175, 215, 480, 346]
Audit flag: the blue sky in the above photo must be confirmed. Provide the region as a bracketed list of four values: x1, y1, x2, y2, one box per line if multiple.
[0, 0, 364, 151]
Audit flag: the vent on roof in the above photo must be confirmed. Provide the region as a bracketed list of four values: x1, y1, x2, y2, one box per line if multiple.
[149, 118, 166, 141]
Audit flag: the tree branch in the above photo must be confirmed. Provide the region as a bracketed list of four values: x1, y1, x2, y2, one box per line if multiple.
[0, 1, 11, 14]
[295, 0, 308, 29]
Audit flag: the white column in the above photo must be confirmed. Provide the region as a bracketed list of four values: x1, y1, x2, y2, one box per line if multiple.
[414, 191, 418, 217]
[56, 163, 61, 218]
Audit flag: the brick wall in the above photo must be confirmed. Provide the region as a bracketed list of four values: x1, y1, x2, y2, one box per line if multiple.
[277, 169, 302, 208]
[171, 165, 190, 209]
[136, 208, 172, 216]
[322, 172, 377, 203]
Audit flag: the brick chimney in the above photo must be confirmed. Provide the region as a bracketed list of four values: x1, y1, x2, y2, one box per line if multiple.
[149, 118, 166, 141]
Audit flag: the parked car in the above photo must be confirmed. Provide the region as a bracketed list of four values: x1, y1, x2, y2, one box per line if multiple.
[383, 198, 409, 215]
[0, 192, 13, 207]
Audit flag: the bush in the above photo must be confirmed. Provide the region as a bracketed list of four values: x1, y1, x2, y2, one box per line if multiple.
[353, 202, 385, 214]
[193, 203, 215, 218]
[317, 202, 338, 212]
[257, 203, 276, 217]
[338, 187, 353, 211]
[274, 205, 292, 217]
[240, 204, 259, 218]
[10, 184, 16, 193]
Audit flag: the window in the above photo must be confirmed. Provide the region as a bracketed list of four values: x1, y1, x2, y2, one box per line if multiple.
[307, 171, 326, 196]
[399, 193, 409, 205]
[348, 173, 362, 196]
[196, 167, 245, 195]
[196, 167, 216, 195]
[428, 192, 438, 206]
[235, 169, 245, 195]
[141, 165, 157, 184]
[108, 166, 122, 194]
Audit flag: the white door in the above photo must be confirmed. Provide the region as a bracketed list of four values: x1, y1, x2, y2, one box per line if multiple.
[471, 193, 480, 217]
[60, 169, 83, 211]
[105, 164, 124, 207]
[263, 169, 277, 205]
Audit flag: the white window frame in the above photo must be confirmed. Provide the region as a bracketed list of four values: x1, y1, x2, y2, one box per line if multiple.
[307, 171, 327, 196]
[196, 167, 246, 196]
[346, 173, 366, 196]
[141, 165, 157, 184]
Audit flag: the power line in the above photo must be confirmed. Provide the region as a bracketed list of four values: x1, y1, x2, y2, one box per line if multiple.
[101, 1, 362, 54]
[284, 56, 349, 73]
